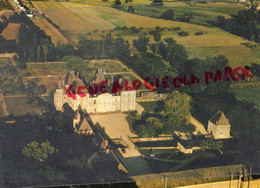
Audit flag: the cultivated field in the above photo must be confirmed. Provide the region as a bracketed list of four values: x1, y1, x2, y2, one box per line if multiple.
[32, 18, 69, 45]
[1, 23, 20, 42]
[33, 1, 115, 40]
[32, 1, 259, 67]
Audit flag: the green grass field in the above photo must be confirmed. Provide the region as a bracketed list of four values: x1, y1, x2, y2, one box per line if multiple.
[5, 97, 42, 116]
[25, 63, 68, 76]
[121, 2, 244, 26]
[232, 87, 260, 109]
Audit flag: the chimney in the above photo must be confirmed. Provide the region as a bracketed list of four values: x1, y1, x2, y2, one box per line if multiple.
[108, 79, 110, 86]
[77, 72, 79, 80]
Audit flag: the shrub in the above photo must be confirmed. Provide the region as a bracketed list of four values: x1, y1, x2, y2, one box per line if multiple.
[178, 31, 189, 36]
[127, 5, 134, 13]
[115, 26, 121, 30]
[93, 29, 98, 33]
[121, 26, 128, 30]
[131, 26, 140, 33]
[113, 0, 121, 5]
[160, 9, 174, 20]
[173, 27, 181, 31]
[151, 0, 163, 6]
[87, 32, 92, 35]
[195, 31, 204, 36]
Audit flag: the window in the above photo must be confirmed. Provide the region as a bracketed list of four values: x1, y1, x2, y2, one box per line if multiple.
[125, 98, 127, 103]
[94, 100, 96, 104]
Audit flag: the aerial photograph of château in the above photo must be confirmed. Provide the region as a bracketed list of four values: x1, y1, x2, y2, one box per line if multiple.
[0, 0, 259, 187]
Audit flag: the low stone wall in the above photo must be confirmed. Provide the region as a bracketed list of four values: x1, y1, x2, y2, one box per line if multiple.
[132, 164, 244, 188]
[131, 136, 173, 142]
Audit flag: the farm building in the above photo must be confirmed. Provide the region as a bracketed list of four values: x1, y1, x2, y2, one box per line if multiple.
[207, 110, 231, 140]
[73, 110, 93, 135]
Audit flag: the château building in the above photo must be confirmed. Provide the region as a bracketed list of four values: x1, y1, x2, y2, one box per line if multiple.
[207, 110, 231, 139]
[54, 69, 136, 113]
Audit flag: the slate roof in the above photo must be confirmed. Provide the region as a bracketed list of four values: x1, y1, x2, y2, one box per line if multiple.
[78, 117, 93, 132]
[94, 68, 105, 84]
[209, 110, 229, 126]
[66, 71, 76, 85]
[71, 79, 88, 94]
[74, 110, 93, 133]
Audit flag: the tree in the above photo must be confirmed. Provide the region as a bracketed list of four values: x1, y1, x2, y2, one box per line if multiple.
[135, 124, 147, 137]
[113, 0, 121, 5]
[151, 0, 163, 6]
[63, 56, 85, 73]
[160, 9, 174, 20]
[179, 13, 193, 23]
[157, 38, 188, 70]
[164, 91, 192, 123]
[127, 5, 134, 14]
[133, 35, 149, 53]
[42, 43, 49, 62]
[22, 141, 58, 162]
[149, 29, 161, 42]
[146, 117, 163, 129]
[77, 35, 100, 59]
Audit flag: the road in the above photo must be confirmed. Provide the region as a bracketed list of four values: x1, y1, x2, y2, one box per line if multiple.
[27, 61, 66, 65]
[24, 75, 66, 79]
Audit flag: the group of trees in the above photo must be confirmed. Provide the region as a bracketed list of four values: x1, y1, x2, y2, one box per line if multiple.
[0, 12, 75, 63]
[22, 140, 58, 162]
[129, 91, 194, 137]
[214, 6, 260, 42]
[25, 78, 47, 106]
[77, 33, 130, 61]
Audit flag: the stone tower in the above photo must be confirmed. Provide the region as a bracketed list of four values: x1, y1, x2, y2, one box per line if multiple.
[54, 73, 64, 112]
[207, 110, 231, 139]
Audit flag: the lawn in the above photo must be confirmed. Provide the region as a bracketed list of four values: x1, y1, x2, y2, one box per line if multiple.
[139, 101, 164, 112]
[25, 63, 68, 76]
[232, 87, 260, 109]
[5, 97, 42, 116]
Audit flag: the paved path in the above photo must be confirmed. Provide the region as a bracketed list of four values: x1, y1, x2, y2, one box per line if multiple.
[27, 61, 66, 65]
[24, 75, 66, 79]
[90, 113, 153, 175]
[5, 94, 49, 98]
[189, 116, 207, 135]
